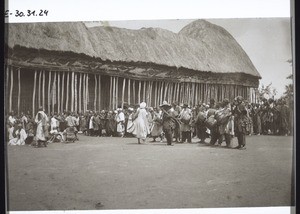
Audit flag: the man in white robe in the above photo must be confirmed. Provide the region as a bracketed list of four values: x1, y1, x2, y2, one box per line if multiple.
[34, 107, 48, 147]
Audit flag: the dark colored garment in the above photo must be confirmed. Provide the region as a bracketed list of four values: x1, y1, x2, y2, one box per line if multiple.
[162, 109, 176, 145]
[279, 104, 290, 135]
[210, 126, 221, 145]
[234, 103, 248, 147]
[106, 114, 116, 136]
[181, 131, 192, 143]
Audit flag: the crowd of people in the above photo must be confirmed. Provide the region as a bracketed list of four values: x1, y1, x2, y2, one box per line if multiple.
[6, 96, 292, 149]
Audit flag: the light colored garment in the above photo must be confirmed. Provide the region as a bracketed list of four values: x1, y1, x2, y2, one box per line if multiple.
[51, 117, 59, 131]
[8, 129, 27, 145]
[8, 127, 14, 140]
[8, 116, 16, 126]
[66, 116, 76, 127]
[21, 115, 28, 129]
[89, 116, 94, 129]
[179, 108, 192, 132]
[127, 114, 135, 133]
[133, 108, 150, 139]
[35, 111, 48, 141]
[151, 111, 163, 137]
[116, 112, 125, 134]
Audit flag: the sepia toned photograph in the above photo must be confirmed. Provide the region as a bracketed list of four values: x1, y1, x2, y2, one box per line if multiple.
[4, 17, 294, 212]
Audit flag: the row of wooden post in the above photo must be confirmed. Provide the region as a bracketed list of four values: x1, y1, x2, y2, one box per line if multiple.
[6, 66, 256, 117]
[108, 76, 251, 109]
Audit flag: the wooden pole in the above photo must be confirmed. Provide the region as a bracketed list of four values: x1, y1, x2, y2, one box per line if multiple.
[79, 73, 82, 113]
[195, 83, 198, 106]
[138, 80, 141, 104]
[98, 75, 101, 110]
[116, 77, 119, 108]
[48, 71, 51, 114]
[86, 74, 89, 111]
[112, 76, 115, 109]
[169, 83, 174, 104]
[57, 72, 60, 114]
[167, 82, 171, 103]
[163, 82, 168, 102]
[70, 72, 74, 112]
[154, 81, 158, 107]
[32, 71, 37, 117]
[61, 72, 65, 113]
[122, 77, 126, 108]
[42, 71, 46, 111]
[52, 71, 57, 114]
[74, 73, 78, 113]
[128, 78, 131, 105]
[160, 81, 164, 103]
[109, 76, 112, 110]
[133, 80, 136, 105]
[17, 68, 21, 115]
[157, 81, 161, 107]
[38, 71, 41, 108]
[66, 72, 69, 112]
[176, 83, 180, 103]
[142, 81, 146, 102]
[94, 74, 97, 111]
[83, 74, 86, 112]
[149, 81, 153, 107]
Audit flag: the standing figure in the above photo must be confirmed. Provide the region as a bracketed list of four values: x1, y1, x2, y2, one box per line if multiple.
[150, 107, 164, 142]
[106, 111, 116, 137]
[216, 99, 234, 148]
[116, 108, 125, 137]
[233, 96, 248, 150]
[126, 108, 135, 136]
[133, 102, 150, 144]
[195, 104, 207, 144]
[99, 110, 107, 136]
[34, 107, 48, 147]
[89, 112, 96, 136]
[160, 101, 177, 146]
[172, 102, 181, 142]
[179, 104, 192, 143]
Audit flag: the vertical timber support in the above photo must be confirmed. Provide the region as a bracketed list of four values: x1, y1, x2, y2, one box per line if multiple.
[32, 70, 37, 117]
[17, 68, 21, 115]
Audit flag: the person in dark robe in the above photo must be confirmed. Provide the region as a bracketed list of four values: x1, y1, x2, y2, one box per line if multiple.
[233, 96, 248, 150]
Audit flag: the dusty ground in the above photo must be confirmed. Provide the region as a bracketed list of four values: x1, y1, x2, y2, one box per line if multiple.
[6, 134, 293, 211]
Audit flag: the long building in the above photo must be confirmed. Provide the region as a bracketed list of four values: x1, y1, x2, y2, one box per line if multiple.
[5, 20, 261, 116]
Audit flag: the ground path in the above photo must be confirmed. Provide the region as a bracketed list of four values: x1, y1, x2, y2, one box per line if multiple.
[7, 134, 293, 211]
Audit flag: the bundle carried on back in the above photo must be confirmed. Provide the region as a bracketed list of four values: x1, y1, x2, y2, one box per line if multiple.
[215, 108, 232, 125]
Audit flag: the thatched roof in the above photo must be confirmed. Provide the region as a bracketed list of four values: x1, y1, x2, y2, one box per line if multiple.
[6, 20, 260, 78]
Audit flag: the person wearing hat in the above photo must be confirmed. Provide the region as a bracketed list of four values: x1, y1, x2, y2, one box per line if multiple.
[179, 103, 192, 143]
[160, 101, 177, 146]
[233, 96, 248, 150]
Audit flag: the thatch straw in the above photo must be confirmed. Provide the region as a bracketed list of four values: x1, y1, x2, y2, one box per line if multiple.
[6, 20, 260, 78]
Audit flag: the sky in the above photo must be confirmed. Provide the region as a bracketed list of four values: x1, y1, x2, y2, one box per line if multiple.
[86, 18, 293, 98]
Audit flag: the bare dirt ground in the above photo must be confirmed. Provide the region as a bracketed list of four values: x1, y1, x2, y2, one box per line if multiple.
[6, 134, 293, 211]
